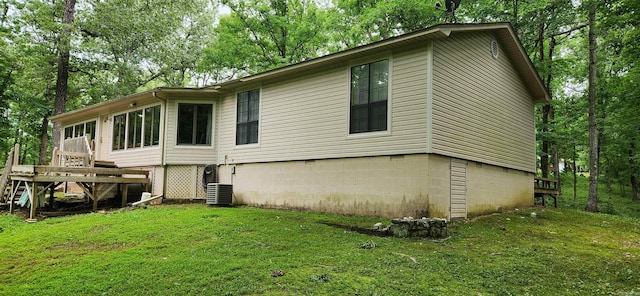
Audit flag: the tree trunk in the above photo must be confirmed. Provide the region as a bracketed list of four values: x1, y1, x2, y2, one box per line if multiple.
[585, 4, 599, 212]
[541, 105, 550, 178]
[52, 0, 77, 151]
[573, 144, 577, 202]
[599, 77, 610, 195]
[547, 36, 560, 192]
[539, 23, 550, 178]
[20, 141, 27, 164]
[512, 0, 519, 28]
[39, 86, 53, 165]
[1, 1, 8, 26]
[631, 141, 639, 200]
[39, 116, 49, 165]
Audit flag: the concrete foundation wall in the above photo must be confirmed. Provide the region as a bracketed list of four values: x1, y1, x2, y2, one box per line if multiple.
[424, 155, 450, 218]
[217, 154, 534, 219]
[466, 162, 534, 217]
[218, 155, 433, 218]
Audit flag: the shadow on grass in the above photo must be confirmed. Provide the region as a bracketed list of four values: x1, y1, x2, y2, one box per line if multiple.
[319, 221, 390, 237]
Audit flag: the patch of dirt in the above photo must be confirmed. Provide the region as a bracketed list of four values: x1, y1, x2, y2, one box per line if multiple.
[319, 222, 390, 237]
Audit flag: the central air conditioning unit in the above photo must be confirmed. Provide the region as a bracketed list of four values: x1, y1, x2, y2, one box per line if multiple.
[206, 183, 233, 205]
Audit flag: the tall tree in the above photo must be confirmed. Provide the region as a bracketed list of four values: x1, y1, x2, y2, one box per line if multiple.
[198, 0, 329, 80]
[4, 0, 62, 165]
[51, 0, 76, 162]
[463, 1, 582, 184]
[599, 0, 640, 200]
[326, 0, 441, 51]
[0, 0, 219, 163]
[149, 5, 216, 87]
[0, 0, 16, 161]
[585, 1, 599, 212]
[77, 0, 215, 97]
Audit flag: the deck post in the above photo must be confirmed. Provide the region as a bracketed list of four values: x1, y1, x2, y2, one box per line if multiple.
[9, 180, 15, 214]
[92, 183, 98, 211]
[121, 184, 128, 207]
[12, 143, 20, 165]
[29, 181, 38, 221]
[49, 184, 55, 208]
[90, 140, 95, 168]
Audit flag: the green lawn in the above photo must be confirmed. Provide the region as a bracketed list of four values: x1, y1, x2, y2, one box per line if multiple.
[1, 177, 640, 295]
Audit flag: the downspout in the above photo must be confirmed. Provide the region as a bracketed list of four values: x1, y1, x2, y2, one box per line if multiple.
[216, 96, 222, 179]
[152, 91, 167, 166]
[426, 39, 434, 154]
[214, 85, 223, 183]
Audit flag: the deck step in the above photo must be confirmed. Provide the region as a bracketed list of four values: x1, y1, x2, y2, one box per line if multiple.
[94, 160, 117, 168]
[2, 183, 27, 204]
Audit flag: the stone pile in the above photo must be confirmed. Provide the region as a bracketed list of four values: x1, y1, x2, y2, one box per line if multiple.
[386, 217, 449, 239]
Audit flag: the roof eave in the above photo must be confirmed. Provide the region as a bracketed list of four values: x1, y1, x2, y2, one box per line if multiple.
[50, 87, 220, 122]
[493, 24, 552, 103]
[214, 27, 453, 90]
[212, 23, 551, 103]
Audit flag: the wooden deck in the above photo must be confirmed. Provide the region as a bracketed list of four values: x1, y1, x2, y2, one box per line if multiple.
[534, 177, 559, 207]
[7, 165, 150, 220]
[1, 139, 152, 221]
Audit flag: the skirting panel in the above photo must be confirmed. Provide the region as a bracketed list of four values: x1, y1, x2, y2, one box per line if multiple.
[165, 165, 207, 199]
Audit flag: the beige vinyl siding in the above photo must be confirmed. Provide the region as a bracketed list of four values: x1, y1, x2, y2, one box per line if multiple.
[431, 32, 536, 173]
[108, 148, 163, 167]
[104, 102, 164, 168]
[218, 47, 429, 164]
[163, 98, 217, 165]
[58, 99, 165, 168]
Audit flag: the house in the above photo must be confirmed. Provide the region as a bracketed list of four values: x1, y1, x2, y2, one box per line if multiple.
[50, 22, 549, 220]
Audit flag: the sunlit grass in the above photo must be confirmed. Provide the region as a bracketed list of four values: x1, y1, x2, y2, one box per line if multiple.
[1, 199, 639, 295]
[558, 173, 640, 218]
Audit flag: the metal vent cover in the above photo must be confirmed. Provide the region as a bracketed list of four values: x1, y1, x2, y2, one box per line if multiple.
[206, 183, 233, 205]
[490, 40, 499, 59]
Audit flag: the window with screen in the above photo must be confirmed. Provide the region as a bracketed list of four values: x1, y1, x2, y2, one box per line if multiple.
[350, 59, 388, 134]
[177, 103, 213, 145]
[236, 89, 260, 145]
[111, 105, 162, 151]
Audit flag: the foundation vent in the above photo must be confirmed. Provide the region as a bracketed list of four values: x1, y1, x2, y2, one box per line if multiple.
[206, 183, 233, 205]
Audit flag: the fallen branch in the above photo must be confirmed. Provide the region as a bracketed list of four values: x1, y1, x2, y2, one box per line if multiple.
[393, 252, 418, 264]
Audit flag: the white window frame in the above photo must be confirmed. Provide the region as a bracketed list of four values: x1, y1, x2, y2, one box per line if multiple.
[173, 100, 216, 149]
[111, 104, 163, 152]
[233, 87, 261, 149]
[346, 54, 393, 139]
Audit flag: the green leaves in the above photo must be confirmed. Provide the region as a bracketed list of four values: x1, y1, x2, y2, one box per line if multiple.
[198, 0, 445, 80]
[199, 0, 329, 80]
[77, 0, 215, 94]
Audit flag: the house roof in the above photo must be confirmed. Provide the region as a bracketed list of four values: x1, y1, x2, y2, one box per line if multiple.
[212, 22, 550, 103]
[49, 87, 220, 122]
[51, 22, 549, 123]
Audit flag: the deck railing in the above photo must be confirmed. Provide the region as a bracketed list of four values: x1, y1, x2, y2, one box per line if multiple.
[534, 177, 559, 207]
[51, 136, 95, 168]
[534, 177, 559, 193]
[0, 144, 19, 203]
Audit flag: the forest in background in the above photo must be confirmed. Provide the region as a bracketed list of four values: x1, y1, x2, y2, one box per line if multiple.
[0, 0, 638, 210]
